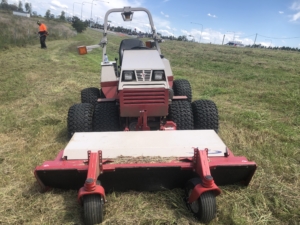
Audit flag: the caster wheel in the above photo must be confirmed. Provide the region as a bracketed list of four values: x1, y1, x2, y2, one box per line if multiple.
[185, 178, 216, 223]
[83, 194, 104, 225]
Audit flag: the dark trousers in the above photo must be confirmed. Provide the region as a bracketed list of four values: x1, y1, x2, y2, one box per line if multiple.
[40, 35, 47, 48]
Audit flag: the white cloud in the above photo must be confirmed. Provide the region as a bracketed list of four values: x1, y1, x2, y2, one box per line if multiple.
[289, 1, 300, 21]
[158, 29, 174, 36]
[279, 11, 284, 14]
[260, 41, 273, 47]
[161, 11, 169, 18]
[291, 11, 300, 21]
[178, 28, 255, 45]
[51, 0, 68, 9]
[291, 1, 300, 10]
[208, 13, 217, 18]
[166, 25, 171, 29]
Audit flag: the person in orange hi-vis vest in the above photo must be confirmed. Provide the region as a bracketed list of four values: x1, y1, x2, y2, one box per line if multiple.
[37, 21, 48, 49]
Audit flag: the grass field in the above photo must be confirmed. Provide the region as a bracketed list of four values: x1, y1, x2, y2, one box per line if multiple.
[0, 27, 299, 225]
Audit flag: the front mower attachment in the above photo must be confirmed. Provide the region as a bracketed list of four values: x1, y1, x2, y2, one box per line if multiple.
[35, 130, 256, 224]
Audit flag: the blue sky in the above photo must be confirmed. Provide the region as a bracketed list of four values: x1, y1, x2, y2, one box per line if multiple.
[12, 0, 300, 47]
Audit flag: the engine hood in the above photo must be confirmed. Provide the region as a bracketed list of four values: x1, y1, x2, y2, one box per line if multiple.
[121, 50, 165, 70]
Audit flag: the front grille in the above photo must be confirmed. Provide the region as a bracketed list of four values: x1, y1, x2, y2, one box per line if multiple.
[122, 89, 166, 105]
[136, 70, 151, 81]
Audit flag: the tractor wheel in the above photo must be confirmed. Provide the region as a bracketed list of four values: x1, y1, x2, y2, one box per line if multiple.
[192, 99, 219, 133]
[173, 79, 192, 103]
[67, 103, 94, 139]
[81, 87, 100, 106]
[93, 102, 120, 131]
[185, 178, 216, 223]
[168, 100, 193, 130]
[83, 194, 104, 225]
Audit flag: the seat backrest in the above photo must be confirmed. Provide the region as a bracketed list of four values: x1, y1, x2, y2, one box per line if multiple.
[119, 39, 144, 66]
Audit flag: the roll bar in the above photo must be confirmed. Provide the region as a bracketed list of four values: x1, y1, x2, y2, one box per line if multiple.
[100, 7, 162, 61]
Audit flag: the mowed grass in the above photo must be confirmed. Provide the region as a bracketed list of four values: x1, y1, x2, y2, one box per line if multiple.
[0, 28, 299, 225]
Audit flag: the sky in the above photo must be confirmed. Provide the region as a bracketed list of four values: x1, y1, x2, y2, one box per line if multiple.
[11, 0, 300, 47]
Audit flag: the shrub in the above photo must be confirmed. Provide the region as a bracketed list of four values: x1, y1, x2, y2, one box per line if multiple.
[71, 16, 88, 33]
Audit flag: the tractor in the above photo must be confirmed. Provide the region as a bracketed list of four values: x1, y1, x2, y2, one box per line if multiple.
[69, 6, 218, 137]
[35, 7, 256, 225]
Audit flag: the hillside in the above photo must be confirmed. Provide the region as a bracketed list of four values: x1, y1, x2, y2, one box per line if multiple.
[0, 10, 75, 49]
[0, 28, 299, 224]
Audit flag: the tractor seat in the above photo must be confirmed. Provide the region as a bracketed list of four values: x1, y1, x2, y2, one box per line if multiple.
[119, 39, 145, 66]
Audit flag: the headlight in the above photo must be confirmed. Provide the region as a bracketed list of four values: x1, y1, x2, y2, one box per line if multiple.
[152, 70, 165, 81]
[122, 71, 135, 81]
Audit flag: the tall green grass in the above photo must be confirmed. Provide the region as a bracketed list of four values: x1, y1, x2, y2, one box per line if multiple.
[0, 10, 76, 49]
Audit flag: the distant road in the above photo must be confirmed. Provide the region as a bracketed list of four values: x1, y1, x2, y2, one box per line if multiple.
[90, 28, 137, 38]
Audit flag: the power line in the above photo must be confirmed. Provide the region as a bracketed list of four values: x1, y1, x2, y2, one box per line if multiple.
[257, 34, 300, 39]
[229, 33, 300, 40]
[238, 34, 256, 39]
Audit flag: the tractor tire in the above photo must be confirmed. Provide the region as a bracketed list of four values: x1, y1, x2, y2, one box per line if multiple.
[168, 100, 193, 130]
[185, 178, 216, 223]
[173, 79, 192, 103]
[93, 102, 120, 131]
[192, 99, 219, 133]
[67, 103, 94, 139]
[83, 194, 104, 225]
[81, 87, 100, 106]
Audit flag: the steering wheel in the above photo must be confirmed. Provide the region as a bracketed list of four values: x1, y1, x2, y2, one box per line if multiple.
[131, 46, 149, 50]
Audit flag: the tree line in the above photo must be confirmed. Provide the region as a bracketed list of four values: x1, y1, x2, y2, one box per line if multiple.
[0, 0, 32, 14]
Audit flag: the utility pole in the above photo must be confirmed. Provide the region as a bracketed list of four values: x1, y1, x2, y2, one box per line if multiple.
[73, 2, 81, 17]
[222, 34, 225, 45]
[253, 33, 257, 46]
[191, 22, 203, 43]
[90, 1, 109, 26]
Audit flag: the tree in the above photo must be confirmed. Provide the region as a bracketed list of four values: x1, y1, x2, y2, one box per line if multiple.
[72, 16, 88, 33]
[60, 11, 66, 21]
[18, 0, 23, 12]
[45, 9, 51, 19]
[0, 0, 8, 10]
[177, 35, 188, 41]
[25, 3, 32, 14]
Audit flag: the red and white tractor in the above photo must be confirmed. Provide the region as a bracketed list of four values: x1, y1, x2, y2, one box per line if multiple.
[35, 7, 256, 225]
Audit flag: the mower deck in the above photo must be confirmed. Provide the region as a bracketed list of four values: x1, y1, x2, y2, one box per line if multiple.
[63, 130, 227, 159]
[35, 130, 256, 192]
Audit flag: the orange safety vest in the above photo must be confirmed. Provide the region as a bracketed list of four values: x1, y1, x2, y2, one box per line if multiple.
[39, 23, 47, 32]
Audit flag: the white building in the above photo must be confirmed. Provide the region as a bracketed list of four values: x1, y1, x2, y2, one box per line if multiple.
[13, 11, 30, 17]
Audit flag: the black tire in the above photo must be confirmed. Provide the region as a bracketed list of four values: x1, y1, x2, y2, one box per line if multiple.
[185, 178, 216, 223]
[67, 103, 94, 139]
[81, 87, 100, 106]
[168, 100, 193, 130]
[173, 79, 192, 103]
[83, 194, 104, 225]
[192, 100, 219, 133]
[93, 102, 120, 131]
